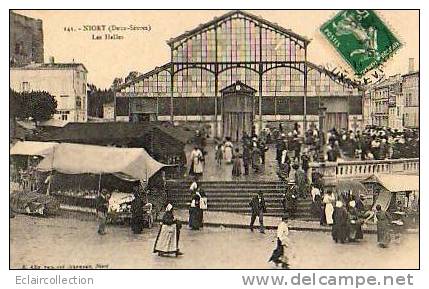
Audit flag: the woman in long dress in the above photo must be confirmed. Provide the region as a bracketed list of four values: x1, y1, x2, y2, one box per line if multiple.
[189, 192, 202, 230]
[198, 189, 207, 227]
[375, 204, 392, 248]
[348, 200, 363, 242]
[323, 190, 335, 225]
[311, 186, 322, 219]
[269, 215, 290, 269]
[189, 146, 204, 179]
[224, 138, 234, 164]
[232, 148, 242, 177]
[332, 201, 349, 243]
[153, 204, 183, 257]
[251, 138, 261, 172]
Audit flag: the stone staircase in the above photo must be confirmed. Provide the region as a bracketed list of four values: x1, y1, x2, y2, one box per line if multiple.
[165, 180, 316, 220]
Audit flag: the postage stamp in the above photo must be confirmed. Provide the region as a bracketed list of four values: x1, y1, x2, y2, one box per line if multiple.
[320, 10, 402, 76]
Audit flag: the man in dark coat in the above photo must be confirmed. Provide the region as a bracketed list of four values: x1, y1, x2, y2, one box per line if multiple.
[131, 192, 145, 234]
[249, 192, 267, 233]
[242, 143, 251, 176]
[332, 201, 349, 243]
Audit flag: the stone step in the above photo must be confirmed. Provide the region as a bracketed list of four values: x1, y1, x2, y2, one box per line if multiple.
[168, 195, 313, 204]
[167, 188, 287, 193]
[166, 179, 283, 185]
[166, 181, 314, 219]
[167, 193, 301, 199]
[168, 186, 287, 191]
[201, 207, 315, 216]
[168, 192, 287, 198]
[166, 184, 287, 189]
[177, 206, 312, 213]
[168, 191, 312, 198]
[173, 201, 309, 206]
[170, 199, 312, 207]
[171, 201, 312, 210]
[167, 186, 287, 192]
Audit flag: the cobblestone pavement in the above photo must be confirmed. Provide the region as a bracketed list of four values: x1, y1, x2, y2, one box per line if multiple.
[10, 214, 418, 269]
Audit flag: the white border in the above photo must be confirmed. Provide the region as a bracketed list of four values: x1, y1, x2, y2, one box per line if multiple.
[1, 1, 427, 289]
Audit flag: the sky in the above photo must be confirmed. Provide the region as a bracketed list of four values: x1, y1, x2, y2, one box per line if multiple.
[15, 10, 419, 89]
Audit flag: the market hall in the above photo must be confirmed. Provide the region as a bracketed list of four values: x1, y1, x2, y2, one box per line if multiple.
[115, 10, 363, 141]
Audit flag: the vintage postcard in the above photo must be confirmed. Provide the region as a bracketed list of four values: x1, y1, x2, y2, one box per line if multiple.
[9, 9, 419, 271]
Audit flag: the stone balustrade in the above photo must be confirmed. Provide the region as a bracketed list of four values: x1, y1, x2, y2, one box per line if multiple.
[311, 158, 419, 185]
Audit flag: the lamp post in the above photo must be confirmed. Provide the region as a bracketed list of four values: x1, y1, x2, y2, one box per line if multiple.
[318, 103, 327, 162]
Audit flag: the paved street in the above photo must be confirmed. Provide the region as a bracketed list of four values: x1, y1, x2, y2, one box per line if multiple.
[11, 214, 418, 269]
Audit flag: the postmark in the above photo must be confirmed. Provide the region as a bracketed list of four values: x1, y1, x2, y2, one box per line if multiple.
[320, 10, 402, 76]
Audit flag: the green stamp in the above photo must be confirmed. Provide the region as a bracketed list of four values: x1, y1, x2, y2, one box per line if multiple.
[320, 10, 402, 76]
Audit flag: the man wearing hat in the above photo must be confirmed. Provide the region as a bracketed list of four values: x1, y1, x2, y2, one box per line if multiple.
[249, 192, 266, 233]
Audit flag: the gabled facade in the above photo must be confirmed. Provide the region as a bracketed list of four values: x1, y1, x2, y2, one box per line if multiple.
[116, 10, 363, 137]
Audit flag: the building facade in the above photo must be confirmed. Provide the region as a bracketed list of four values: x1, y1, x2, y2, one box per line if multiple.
[363, 58, 419, 130]
[402, 71, 419, 129]
[10, 11, 44, 66]
[367, 74, 403, 129]
[10, 60, 88, 123]
[116, 10, 363, 139]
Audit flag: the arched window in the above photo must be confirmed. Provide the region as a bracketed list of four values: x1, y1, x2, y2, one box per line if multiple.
[173, 68, 216, 97]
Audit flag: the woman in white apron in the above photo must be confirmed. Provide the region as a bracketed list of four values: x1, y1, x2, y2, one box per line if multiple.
[153, 204, 183, 257]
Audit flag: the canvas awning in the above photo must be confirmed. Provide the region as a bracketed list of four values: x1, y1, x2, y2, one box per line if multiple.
[362, 174, 419, 192]
[36, 143, 167, 181]
[335, 180, 369, 196]
[10, 141, 59, 157]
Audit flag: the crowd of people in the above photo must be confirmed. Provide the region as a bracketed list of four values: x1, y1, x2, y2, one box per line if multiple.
[215, 132, 269, 177]
[187, 123, 419, 185]
[326, 126, 420, 161]
[58, 124, 418, 264]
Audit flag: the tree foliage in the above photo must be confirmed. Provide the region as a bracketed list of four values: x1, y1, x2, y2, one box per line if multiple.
[10, 89, 57, 124]
[87, 84, 114, 118]
[124, 71, 140, 83]
[111, 77, 123, 90]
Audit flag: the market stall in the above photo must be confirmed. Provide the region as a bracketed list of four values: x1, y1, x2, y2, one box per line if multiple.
[36, 142, 166, 181]
[10, 141, 58, 192]
[362, 174, 419, 211]
[10, 141, 169, 221]
[36, 142, 169, 223]
[362, 174, 419, 228]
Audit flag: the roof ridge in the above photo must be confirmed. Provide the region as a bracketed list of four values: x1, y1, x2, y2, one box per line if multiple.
[166, 10, 310, 47]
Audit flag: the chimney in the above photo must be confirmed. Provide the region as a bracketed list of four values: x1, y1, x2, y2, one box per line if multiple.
[408, 58, 414, 73]
[49, 56, 55, 64]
